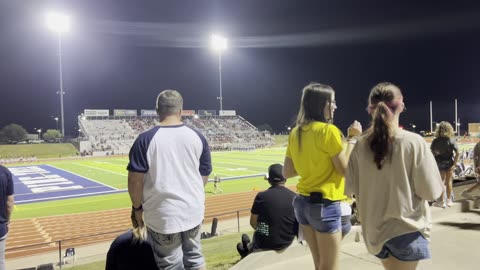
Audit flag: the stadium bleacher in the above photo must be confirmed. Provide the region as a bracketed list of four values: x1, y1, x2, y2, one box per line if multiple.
[78, 115, 273, 155]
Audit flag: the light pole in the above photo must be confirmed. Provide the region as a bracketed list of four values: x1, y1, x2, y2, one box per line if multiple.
[210, 34, 228, 112]
[37, 129, 42, 140]
[46, 11, 70, 136]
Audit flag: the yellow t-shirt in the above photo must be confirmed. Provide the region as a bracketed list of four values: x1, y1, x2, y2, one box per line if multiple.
[286, 121, 347, 201]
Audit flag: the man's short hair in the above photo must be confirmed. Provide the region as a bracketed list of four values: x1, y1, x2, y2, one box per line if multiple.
[156, 90, 183, 119]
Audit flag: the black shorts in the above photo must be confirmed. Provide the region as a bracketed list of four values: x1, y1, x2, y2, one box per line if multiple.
[437, 159, 454, 171]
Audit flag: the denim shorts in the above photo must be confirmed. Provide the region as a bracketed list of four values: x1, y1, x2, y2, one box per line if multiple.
[293, 195, 342, 234]
[375, 231, 431, 261]
[147, 224, 205, 270]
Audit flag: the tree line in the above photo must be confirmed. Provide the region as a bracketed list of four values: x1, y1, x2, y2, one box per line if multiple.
[0, 124, 63, 144]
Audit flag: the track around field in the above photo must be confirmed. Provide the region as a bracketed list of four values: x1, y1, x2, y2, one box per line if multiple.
[6, 188, 296, 260]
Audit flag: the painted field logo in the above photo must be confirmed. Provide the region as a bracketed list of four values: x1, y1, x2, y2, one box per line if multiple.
[11, 165, 121, 204]
[10, 166, 82, 193]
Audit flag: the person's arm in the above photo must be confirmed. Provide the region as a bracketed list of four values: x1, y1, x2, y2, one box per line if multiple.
[474, 144, 480, 175]
[451, 139, 460, 170]
[202, 176, 209, 186]
[199, 133, 212, 186]
[6, 195, 13, 222]
[128, 171, 145, 228]
[332, 140, 357, 177]
[413, 138, 444, 200]
[283, 157, 298, 179]
[332, 121, 362, 176]
[250, 214, 258, 230]
[6, 168, 14, 228]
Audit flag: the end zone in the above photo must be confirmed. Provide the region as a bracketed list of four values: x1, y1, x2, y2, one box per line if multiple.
[11, 165, 123, 204]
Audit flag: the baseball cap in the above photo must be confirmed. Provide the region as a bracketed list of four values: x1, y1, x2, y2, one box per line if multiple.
[267, 164, 285, 182]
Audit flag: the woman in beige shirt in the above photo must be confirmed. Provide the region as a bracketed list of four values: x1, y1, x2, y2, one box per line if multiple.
[345, 82, 443, 270]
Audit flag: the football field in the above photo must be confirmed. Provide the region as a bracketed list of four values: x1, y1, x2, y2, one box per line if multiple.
[11, 147, 296, 220]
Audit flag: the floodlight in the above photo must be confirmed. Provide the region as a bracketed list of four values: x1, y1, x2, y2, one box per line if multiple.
[46, 12, 71, 33]
[210, 34, 228, 52]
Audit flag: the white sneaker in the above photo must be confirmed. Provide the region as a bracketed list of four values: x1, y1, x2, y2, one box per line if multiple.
[446, 199, 453, 207]
[433, 201, 446, 208]
[461, 189, 474, 199]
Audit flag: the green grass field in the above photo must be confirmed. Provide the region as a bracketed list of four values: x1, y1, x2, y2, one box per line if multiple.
[9, 138, 477, 220]
[11, 147, 298, 220]
[0, 143, 78, 158]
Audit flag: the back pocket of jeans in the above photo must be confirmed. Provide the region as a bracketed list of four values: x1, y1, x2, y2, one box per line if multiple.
[321, 203, 340, 220]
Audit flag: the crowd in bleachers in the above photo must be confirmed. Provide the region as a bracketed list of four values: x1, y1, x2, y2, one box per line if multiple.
[184, 116, 273, 151]
[80, 119, 137, 154]
[78, 115, 274, 155]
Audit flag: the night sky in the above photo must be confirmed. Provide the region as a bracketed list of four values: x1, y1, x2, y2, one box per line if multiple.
[1, 0, 480, 136]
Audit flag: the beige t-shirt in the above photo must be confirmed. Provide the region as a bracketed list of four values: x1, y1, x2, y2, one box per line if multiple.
[345, 129, 443, 255]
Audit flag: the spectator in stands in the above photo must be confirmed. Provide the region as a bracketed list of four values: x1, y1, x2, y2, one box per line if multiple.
[106, 226, 159, 270]
[127, 90, 212, 270]
[345, 82, 443, 270]
[236, 164, 298, 258]
[430, 121, 460, 208]
[0, 165, 14, 270]
[461, 141, 480, 198]
[283, 82, 362, 270]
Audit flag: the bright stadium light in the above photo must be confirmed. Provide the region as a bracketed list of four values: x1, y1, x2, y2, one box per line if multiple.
[210, 34, 228, 112]
[54, 117, 59, 130]
[46, 12, 71, 33]
[45, 11, 71, 136]
[210, 34, 228, 52]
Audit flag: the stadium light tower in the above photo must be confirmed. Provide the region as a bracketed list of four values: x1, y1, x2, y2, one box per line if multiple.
[210, 34, 228, 112]
[46, 11, 71, 136]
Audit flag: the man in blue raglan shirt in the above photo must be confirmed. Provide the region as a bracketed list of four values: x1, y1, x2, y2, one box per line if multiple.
[127, 90, 212, 270]
[0, 165, 14, 270]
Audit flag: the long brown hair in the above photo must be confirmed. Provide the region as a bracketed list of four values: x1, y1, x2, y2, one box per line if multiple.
[295, 83, 335, 149]
[366, 82, 403, 169]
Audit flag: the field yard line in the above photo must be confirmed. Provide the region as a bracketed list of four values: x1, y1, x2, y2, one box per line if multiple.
[93, 161, 126, 167]
[69, 163, 127, 177]
[15, 185, 117, 197]
[218, 156, 281, 164]
[19, 189, 127, 208]
[17, 189, 126, 204]
[211, 165, 259, 174]
[46, 165, 119, 190]
[213, 161, 266, 170]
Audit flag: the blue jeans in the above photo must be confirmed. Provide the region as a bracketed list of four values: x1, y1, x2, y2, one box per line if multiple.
[147, 225, 205, 270]
[293, 195, 342, 234]
[375, 231, 431, 261]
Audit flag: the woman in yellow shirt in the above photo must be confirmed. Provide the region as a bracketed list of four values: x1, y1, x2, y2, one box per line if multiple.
[283, 82, 361, 270]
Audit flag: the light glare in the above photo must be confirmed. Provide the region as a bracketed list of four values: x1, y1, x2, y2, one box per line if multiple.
[210, 34, 228, 52]
[46, 12, 71, 33]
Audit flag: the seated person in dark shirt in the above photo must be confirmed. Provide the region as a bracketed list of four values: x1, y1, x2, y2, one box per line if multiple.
[106, 226, 159, 270]
[237, 164, 298, 258]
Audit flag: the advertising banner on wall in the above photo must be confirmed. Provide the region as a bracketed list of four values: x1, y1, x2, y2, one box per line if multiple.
[84, 109, 109, 117]
[113, 109, 137, 117]
[219, 110, 236, 116]
[197, 110, 217, 116]
[181, 110, 196, 116]
[141, 110, 157, 117]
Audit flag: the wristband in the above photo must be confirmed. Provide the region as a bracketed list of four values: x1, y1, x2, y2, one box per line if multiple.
[132, 205, 143, 211]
